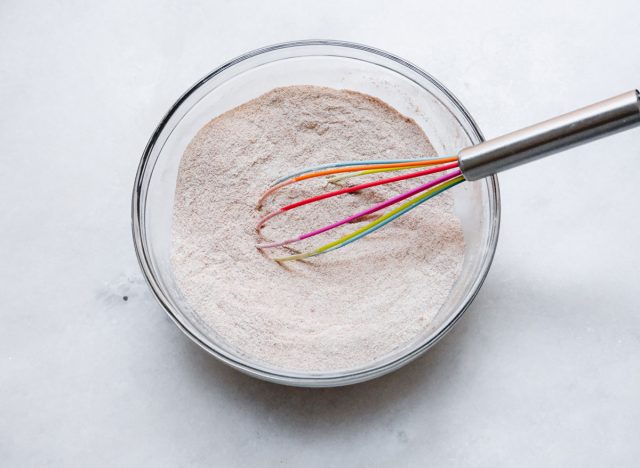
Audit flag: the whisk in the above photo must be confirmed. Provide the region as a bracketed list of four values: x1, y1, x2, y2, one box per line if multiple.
[256, 90, 640, 262]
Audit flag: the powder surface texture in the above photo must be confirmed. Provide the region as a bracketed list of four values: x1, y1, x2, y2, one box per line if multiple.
[171, 85, 465, 372]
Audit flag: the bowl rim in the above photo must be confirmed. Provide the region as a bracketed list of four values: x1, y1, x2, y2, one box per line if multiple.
[131, 39, 501, 387]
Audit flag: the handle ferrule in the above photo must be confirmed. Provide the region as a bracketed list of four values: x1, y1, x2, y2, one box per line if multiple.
[458, 90, 640, 181]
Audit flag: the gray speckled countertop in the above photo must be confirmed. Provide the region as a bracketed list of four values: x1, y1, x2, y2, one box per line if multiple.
[2, 1, 640, 466]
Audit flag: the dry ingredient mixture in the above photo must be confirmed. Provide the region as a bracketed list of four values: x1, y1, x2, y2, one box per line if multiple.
[171, 85, 465, 371]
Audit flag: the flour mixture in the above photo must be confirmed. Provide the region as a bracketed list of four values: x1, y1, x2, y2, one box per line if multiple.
[171, 85, 465, 371]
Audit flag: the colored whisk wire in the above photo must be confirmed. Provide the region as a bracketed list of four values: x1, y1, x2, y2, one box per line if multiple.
[326, 165, 424, 184]
[258, 156, 458, 207]
[258, 169, 461, 249]
[256, 161, 460, 235]
[270, 156, 455, 186]
[272, 175, 465, 262]
[255, 156, 464, 261]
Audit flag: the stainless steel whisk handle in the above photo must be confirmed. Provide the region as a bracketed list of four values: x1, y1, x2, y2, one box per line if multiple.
[458, 90, 640, 181]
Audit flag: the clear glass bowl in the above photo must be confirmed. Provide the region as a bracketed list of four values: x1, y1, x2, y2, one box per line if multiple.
[132, 40, 500, 387]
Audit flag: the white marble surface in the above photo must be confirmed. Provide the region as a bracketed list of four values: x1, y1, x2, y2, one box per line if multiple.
[2, 0, 640, 466]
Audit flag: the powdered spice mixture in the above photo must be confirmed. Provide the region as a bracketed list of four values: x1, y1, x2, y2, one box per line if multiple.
[171, 85, 465, 371]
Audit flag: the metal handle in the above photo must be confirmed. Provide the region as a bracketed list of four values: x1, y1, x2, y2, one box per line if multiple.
[458, 90, 640, 181]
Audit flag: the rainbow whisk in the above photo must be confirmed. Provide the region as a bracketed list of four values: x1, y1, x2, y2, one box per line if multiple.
[256, 90, 640, 262]
[256, 157, 464, 261]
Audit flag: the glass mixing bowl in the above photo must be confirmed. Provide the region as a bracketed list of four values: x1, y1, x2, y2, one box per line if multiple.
[132, 40, 500, 387]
